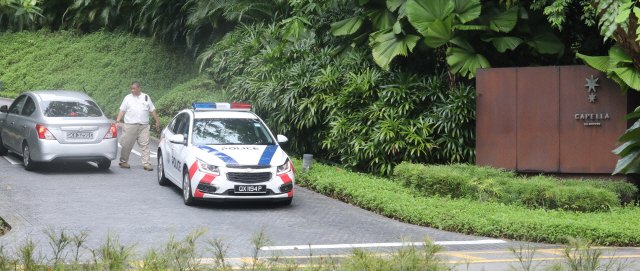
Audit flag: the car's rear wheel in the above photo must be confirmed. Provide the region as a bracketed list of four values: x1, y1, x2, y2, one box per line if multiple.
[22, 143, 36, 171]
[97, 159, 111, 169]
[183, 171, 195, 206]
[157, 153, 170, 186]
[0, 136, 7, 156]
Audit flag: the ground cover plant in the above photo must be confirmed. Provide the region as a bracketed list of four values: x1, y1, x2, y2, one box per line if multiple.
[393, 162, 638, 212]
[0, 30, 198, 121]
[292, 158, 640, 246]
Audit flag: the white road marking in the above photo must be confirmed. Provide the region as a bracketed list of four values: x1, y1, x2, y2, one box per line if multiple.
[3, 155, 22, 165]
[260, 240, 507, 251]
[118, 143, 157, 158]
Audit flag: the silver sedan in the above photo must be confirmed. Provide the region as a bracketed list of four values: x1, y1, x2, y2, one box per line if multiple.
[0, 91, 117, 170]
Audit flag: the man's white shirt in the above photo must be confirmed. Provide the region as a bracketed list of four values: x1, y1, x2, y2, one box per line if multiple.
[119, 92, 156, 124]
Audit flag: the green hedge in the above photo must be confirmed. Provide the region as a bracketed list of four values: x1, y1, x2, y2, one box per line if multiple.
[0, 30, 197, 118]
[293, 159, 640, 246]
[393, 162, 635, 212]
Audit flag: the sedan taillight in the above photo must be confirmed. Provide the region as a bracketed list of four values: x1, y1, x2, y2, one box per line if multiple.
[104, 125, 117, 139]
[35, 124, 56, 140]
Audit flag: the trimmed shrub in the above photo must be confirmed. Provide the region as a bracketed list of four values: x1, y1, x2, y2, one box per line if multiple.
[295, 158, 640, 246]
[393, 162, 636, 212]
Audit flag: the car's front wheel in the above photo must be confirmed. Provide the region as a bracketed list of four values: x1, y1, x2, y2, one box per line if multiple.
[279, 197, 293, 206]
[22, 143, 36, 171]
[157, 153, 170, 186]
[183, 171, 195, 206]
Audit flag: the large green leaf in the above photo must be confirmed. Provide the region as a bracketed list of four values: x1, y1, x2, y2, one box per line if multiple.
[611, 66, 640, 91]
[423, 16, 452, 48]
[331, 16, 364, 36]
[370, 29, 421, 70]
[525, 32, 564, 54]
[613, 147, 640, 174]
[449, 36, 474, 52]
[364, 7, 397, 30]
[447, 46, 490, 79]
[406, 0, 455, 36]
[612, 138, 640, 157]
[607, 70, 630, 94]
[387, 0, 408, 18]
[483, 36, 523, 52]
[575, 53, 611, 72]
[621, 106, 640, 122]
[609, 45, 633, 66]
[454, 0, 481, 24]
[618, 119, 640, 143]
[489, 6, 518, 32]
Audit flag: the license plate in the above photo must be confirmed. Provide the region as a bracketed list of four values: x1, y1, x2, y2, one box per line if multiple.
[234, 185, 267, 193]
[67, 132, 93, 138]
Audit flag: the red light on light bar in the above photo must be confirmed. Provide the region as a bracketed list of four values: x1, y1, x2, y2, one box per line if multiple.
[230, 103, 252, 109]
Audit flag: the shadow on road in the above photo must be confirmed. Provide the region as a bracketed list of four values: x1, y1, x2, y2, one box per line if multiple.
[5, 152, 116, 175]
[164, 185, 295, 210]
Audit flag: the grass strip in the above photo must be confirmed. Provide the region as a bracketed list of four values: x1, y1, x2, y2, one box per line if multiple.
[292, 159, 640, 246]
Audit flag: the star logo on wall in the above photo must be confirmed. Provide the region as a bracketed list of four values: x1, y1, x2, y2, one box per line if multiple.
[585, 75, 599, 92]
[588, 93, 597, 103]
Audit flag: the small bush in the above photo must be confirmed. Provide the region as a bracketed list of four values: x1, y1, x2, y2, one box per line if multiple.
[393, 162, 635, 212]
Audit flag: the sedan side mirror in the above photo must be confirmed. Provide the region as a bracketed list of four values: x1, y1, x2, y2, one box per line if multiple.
[277, 135, 288, 144]
[168, 134, 186, 145]
[0, 105, 6, 113]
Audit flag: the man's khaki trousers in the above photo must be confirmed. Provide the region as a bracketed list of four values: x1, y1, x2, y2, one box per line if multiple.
[120, 123, 151, 166]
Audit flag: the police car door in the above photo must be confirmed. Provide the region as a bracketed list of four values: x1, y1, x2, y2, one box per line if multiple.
[172, 113, 190, 180]
[164, 113, 186, 182]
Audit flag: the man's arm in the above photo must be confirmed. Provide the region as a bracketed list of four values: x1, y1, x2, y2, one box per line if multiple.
[115, 110, 125, 129]
[152, 110, 160, 132]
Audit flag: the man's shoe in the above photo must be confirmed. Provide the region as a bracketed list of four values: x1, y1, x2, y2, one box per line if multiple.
[119, 162, 130, 168]
[144, 165, 153, 171]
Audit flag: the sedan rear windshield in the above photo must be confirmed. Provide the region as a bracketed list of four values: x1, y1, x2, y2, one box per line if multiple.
[192, 118, 275, 145]
[41, 100, 103, 117]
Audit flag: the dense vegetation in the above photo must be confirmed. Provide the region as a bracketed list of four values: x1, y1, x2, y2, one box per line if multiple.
[295, 158, 640, 246]
[0, 30, 198, 123]
[0, 0, 631, 174]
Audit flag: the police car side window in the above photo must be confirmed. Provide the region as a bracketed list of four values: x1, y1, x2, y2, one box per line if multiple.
[176, 114, 190, 137]
[171, 114, 185, 134]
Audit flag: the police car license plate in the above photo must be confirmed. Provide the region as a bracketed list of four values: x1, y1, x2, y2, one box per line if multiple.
[234, 185, 267, 194]
[67, 132, 93, 138]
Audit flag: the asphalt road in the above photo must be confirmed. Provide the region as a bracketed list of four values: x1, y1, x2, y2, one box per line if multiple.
[0, 96, 639, 270]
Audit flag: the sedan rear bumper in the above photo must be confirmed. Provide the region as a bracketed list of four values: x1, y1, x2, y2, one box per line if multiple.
[30, 138, 118, 162]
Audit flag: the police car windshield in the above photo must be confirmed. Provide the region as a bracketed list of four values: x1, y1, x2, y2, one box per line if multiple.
[192, 118, 275, 145]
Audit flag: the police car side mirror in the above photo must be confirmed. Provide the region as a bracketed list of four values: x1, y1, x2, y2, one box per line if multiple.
[0, 105, 6, 113]
[277, 135, 288, 144]
[168, 134, 186, 145]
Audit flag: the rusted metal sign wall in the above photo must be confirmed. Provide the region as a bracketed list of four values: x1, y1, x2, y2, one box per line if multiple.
[476, 66, 630, 173]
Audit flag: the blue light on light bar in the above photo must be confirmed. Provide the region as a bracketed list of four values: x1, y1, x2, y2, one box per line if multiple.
[192, 102, 216, 109]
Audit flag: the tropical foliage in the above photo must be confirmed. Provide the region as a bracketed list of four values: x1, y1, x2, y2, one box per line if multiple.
[0, 0, 41, 31]
[545, 0, 640, 175]
[203, 19, 475, 174]
[330, 0, 565, 79]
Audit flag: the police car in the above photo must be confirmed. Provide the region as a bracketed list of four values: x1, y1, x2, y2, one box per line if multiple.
[157, 103, 294, 206]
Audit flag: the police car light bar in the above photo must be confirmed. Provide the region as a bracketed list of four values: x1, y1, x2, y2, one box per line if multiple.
[192, 102, 252, 111]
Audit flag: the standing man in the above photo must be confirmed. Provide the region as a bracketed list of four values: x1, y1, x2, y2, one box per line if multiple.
[115, 82, 160, 171]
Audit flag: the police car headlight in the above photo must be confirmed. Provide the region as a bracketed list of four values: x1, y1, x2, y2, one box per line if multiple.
[196, 158, 220, 175]
[276, 158, 291, 175]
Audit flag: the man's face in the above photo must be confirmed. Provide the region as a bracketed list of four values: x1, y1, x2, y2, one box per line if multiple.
[130, 85, 141, 96]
